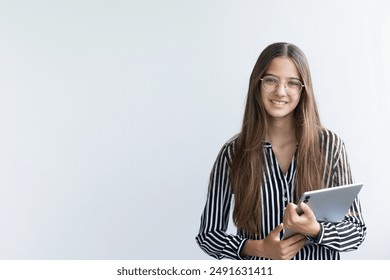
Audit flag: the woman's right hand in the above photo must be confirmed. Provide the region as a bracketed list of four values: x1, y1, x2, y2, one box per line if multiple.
[241, 223, 307, 260]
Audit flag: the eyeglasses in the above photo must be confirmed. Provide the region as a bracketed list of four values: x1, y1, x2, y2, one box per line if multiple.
[260, 75, 305, 95]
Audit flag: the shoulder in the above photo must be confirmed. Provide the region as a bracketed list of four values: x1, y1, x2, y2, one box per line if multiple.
[319, 128, 347, 160]
[215, 135, 238, 163]
[320, 128, 344, 148]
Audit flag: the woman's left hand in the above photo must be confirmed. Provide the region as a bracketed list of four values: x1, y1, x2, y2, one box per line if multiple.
[283, 202, 321, 238]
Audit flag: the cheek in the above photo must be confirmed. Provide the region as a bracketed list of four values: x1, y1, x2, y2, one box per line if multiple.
[292, 93, 302, 105]
[292, 96, 303, 111]
[260, 90, 268, 104]
[292, 97, 300, 107]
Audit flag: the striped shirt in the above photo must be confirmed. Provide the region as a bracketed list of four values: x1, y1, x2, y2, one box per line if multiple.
[195, 129, 367, 260]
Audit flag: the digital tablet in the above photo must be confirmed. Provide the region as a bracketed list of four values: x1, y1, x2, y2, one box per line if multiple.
[283, 183, 363, 239]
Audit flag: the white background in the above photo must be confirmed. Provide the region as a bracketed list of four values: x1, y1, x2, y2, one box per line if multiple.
[0, 0, 388, 260]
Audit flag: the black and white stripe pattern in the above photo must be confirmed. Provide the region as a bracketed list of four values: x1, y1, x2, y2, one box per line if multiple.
[195, 129, 367, 260]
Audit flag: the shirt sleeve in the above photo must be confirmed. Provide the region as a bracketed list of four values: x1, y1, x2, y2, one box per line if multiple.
[195, 142, 248, 259]
[314, 140, 367, 251]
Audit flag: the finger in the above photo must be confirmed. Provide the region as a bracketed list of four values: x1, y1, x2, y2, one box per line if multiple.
[285, 203, 297, 213]
[285, 234, 306, 246]
[299, 202, 316, 218]
[270, 223, 284, 238]
[289, 237, 307, 250]
[299, 201, 309, 212]
[284, 203, 297, 221]
[281, 238, 307, 259]
[276, 223, 284, 233]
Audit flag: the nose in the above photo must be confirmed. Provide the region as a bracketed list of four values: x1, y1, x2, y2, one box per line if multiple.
[274, 82, 288, 96]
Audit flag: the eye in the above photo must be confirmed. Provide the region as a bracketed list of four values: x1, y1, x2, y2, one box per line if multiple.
[263, 76, 278, 85]
[288, 80, 301, 88]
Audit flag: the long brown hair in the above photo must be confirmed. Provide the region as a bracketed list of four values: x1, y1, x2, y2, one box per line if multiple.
[230, 42, 324, 237]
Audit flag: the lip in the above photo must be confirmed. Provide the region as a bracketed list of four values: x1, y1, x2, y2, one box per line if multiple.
[270, 100, 288, 105]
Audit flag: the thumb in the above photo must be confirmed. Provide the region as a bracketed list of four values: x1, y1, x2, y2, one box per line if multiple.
[300, 201, 312, 212]
[271, 223, 284, 236]
[299, 202, 315, 217]
[299, 201, 308, 212]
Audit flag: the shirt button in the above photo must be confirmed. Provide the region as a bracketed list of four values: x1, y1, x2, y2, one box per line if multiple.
[283, 197, 288, 201]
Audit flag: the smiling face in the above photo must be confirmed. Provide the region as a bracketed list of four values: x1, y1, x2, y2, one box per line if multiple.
[261, 57, 302, 122]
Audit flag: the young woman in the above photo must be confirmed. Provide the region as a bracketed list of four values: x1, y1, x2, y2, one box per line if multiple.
[195, 42, 366, 260]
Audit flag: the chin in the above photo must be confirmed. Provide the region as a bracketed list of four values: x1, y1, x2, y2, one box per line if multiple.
[267, 111, 294, 120]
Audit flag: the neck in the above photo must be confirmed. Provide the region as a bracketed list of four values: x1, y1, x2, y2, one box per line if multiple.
[265, 116, 296, 147]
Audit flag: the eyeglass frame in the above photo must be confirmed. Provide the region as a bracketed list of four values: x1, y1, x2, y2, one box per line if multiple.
[259, 75, 305, 95]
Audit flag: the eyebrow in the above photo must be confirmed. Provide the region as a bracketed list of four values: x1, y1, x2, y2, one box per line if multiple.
[264, 73, 301, 80]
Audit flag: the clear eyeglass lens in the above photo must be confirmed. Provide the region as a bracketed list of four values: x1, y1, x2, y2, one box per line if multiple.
[261, 76, 303, 95]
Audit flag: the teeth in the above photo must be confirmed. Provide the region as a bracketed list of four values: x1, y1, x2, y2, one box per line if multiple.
[271, 100, 287, 105]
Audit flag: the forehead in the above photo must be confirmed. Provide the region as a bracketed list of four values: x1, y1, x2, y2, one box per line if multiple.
[265, 57, 300, 79]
